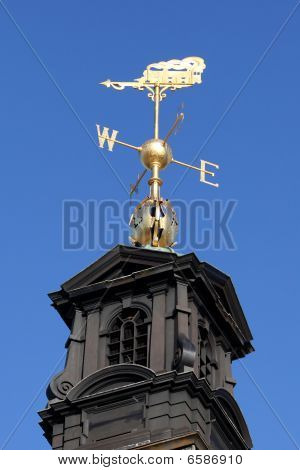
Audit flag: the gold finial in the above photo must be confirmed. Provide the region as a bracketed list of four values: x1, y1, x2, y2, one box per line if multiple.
[97, 57, 219, 250]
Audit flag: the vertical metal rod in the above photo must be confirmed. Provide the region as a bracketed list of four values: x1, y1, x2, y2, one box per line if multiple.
[150, 164, 160, 200]
[154, 85, 160, 139]
[149, 84, 162, 204]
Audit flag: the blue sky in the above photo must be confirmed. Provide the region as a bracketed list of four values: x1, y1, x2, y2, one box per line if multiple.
[1, 0, 300, 450]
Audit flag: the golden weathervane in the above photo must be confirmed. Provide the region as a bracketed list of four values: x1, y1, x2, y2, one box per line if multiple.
[97, 57, 219, 250]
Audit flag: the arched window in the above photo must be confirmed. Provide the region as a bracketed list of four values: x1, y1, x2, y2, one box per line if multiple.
[107, 308, 150, 367]
[198, 326, 213, 386]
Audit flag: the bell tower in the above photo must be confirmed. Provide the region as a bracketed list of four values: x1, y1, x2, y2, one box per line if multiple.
[39, 57, 254, 450]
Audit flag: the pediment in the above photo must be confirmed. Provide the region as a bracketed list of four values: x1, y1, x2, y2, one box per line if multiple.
[213, 388, 252, 449]
[60, 245, 179, 291]
[201, 263, 253, 345]
[67, 364, 156, 401]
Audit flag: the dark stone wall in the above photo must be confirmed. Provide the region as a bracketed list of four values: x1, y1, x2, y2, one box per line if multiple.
[41, 246, 253, 450]
[40, 366, 251, 450]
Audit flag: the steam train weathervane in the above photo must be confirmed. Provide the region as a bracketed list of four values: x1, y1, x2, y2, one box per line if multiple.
[96, 57, 219, 250]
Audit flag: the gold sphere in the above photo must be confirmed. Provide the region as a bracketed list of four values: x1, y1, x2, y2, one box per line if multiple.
[140, 139, 172, 170]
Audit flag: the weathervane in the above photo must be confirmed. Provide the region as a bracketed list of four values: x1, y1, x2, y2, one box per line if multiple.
[97, 57, 219, 250]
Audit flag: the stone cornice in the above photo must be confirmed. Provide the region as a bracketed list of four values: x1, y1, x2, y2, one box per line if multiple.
[39, 367, 252, 449]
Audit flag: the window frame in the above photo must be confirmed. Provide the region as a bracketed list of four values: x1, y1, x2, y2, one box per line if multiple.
[107, 307, 151, 367]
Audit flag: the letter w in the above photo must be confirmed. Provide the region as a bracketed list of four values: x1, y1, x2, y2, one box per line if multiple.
[96, 124, 119, 151]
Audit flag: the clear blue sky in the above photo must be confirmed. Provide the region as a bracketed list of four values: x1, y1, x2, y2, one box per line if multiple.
[1, 0, 299, 450]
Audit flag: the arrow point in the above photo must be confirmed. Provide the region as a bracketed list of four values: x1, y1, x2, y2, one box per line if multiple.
[100, 80, 110, 87]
